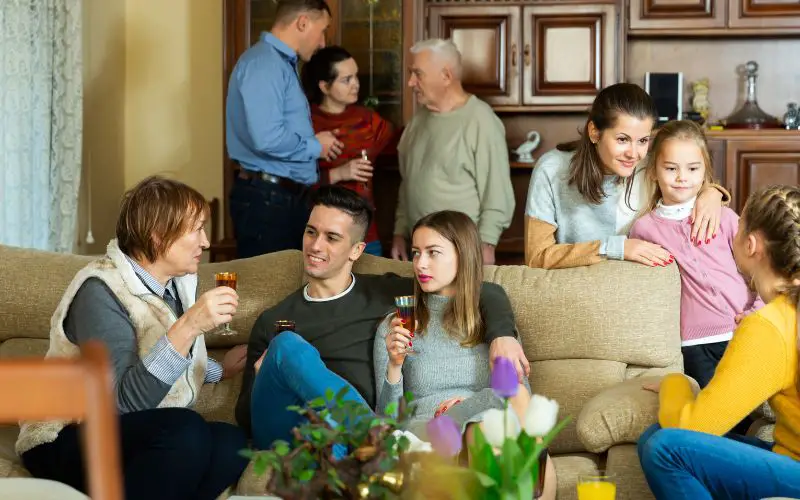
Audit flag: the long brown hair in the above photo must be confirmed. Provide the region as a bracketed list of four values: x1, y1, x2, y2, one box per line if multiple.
[412, 211, 484, 347]
[740, 185, 800, 390]
[635, 120, 714, 213]
[558, 83, 658, 204]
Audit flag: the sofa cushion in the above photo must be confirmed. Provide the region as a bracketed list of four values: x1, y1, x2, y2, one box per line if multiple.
[550, 453, 601, 500]
[577, 376, 663, 453]
[530, 359, 627, 454]
[605, 444, 655, 500]
[485, 262, 681, 367]
[0, 246, 93, 342]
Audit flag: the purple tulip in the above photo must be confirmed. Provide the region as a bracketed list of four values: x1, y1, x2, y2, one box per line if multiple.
[491, 356, 519, 399]
[426, 415, 463, 458]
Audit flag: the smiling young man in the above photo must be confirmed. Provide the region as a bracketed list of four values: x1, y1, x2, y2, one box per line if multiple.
[235, 186, 529, 448]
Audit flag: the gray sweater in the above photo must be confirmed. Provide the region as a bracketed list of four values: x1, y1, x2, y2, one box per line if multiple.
[525, 149, 648, 261]
[374, 294, 530, 439]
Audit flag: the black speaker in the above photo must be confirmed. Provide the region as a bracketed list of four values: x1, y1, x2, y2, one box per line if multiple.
[645, 72, 683, 125]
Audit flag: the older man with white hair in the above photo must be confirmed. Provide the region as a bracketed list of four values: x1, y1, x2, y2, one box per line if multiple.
[390, 38, 514, 265]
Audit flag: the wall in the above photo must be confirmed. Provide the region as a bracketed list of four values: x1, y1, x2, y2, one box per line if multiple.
[78, 0, 224, 255]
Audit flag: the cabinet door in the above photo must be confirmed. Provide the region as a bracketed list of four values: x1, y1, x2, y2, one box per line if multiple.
[729, 0, 800, 29]
[428, 6, 520, 106]
[521, 4, 618, 109]
[725, 140, 800, 212]
[629, 0, 726, 31]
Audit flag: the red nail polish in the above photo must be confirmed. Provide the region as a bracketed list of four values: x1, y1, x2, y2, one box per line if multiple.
[410, 332, 415, 338]
[408, 342, 412, 347]
[713, 234, 717, 239]
[706, 239, 710, 244]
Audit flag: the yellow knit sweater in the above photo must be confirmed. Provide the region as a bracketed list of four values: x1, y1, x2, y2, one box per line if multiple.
[659, 294, 800, 460]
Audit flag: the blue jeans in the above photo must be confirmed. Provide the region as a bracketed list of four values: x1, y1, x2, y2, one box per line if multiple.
[249, 331, 371, 450]
[638, 424, 800, 499]
[363, 240, 383, 257]
[229, 175, 311, 258]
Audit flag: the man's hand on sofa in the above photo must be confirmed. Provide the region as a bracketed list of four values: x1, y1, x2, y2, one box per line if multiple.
[221, 344, 248, 379]
[489, 337, 530, 381]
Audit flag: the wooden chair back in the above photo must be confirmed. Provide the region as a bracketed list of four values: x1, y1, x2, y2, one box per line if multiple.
[0, 341, 123, 500]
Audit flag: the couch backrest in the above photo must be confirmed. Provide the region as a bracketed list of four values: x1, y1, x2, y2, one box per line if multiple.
[0, 246, 682, 453]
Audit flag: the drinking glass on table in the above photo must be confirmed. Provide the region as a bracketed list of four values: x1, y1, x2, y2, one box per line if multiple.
[576, 473, 616, 500]
[394, 295, 418, 355]
[214, 272, 237, 334]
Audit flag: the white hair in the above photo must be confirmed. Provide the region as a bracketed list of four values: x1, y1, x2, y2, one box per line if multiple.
[410, 38, 463, 80]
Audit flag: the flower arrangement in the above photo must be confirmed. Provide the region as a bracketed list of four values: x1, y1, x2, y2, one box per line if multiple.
[421, 356, 569, 500]
[243, 387, 419, 499]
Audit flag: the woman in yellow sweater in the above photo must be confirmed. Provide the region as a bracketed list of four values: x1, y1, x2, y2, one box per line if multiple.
[637, 185, 800, 499]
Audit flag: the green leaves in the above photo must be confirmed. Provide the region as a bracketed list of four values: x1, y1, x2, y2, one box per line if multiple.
[242, 387, 415, 498]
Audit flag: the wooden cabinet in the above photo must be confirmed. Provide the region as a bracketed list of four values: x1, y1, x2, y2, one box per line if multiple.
[707, 131, 800, 213]
[429, 2, 621, 111]
[630, 0, 726, 31]
[428, 6, 520, 106]
[629, 0, 800, 34]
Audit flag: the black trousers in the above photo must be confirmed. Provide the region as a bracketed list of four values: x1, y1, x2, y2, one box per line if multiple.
[229, 175, 311, 259]
[682, 341, 752, 435]
[21, 407, 249, 500]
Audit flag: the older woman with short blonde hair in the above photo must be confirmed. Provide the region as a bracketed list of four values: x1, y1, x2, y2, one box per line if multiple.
[17, 176, 248, 500]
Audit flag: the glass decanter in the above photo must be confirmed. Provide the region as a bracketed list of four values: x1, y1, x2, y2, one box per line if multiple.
[724, 61, 783, 129]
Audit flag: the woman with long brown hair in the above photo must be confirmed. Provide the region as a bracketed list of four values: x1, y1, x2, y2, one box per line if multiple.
[373, 210, 556, 498]
[524, 83, 728, 269]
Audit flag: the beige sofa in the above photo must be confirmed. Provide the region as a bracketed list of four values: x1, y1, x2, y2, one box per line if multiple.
[0, 244, 691, 499]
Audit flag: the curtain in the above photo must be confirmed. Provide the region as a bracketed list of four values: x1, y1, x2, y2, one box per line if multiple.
[0, 0, 83, 252]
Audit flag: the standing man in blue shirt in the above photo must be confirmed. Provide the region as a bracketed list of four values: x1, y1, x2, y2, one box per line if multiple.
[226, 0, 344, 258]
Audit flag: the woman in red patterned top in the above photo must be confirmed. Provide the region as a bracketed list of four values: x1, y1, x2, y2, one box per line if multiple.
[301, 46, 395, 256]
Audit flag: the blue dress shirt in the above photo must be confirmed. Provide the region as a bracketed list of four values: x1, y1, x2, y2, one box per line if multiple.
[225, 32, 321, 184]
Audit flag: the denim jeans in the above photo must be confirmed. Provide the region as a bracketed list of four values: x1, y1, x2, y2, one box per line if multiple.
[249, 331, 372, 450]
[638, 424, 800, 499]
[229, 176, 311, 259]
[22, 407, 248, 500]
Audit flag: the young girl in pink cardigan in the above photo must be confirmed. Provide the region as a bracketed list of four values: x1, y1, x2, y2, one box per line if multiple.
[629, 121, 763, 391]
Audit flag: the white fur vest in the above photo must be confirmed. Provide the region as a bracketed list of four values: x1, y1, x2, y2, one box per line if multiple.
[16, 239, 208, 455]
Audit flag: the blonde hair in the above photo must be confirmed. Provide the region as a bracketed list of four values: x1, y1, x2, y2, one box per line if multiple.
[410, 38, 463, 80]
[636, 120, 714, 213]
[411, 211, 484, 346]
[740, 185, 800, 391]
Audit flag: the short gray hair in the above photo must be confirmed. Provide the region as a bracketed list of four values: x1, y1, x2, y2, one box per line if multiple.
[410, 38, 463, 80]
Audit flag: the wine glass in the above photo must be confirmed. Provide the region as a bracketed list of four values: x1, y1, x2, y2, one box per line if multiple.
[214, 272, 237, 334]
[394, 295, 418, 355]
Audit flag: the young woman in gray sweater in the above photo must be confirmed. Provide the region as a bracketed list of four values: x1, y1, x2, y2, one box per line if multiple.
[373, 210, 556, 499]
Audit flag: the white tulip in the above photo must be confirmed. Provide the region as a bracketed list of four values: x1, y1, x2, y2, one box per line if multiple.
[482, 408, 521, 447]
[523, 394, 560, 437]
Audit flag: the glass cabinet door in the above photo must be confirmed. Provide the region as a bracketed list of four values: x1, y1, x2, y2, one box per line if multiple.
[247, 0, 404, 126]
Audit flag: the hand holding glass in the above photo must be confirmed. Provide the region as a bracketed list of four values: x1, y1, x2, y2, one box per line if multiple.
[394, 295, 418, 355]
[214, 272, 237, 334]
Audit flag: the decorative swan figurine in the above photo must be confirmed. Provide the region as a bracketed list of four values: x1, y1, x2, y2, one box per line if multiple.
[513, 131, 541, 163]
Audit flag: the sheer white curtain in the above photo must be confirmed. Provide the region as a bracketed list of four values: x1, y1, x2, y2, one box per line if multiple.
[0, 0, 83, 252]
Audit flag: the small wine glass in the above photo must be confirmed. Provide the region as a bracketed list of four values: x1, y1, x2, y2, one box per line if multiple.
[394, 295, 418, 355]
[214, 272, 237, 334]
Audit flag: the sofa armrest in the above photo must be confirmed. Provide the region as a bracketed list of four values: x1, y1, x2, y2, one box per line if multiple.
[577, 375, 691, 453]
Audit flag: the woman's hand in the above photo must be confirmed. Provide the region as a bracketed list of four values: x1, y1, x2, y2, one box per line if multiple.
[385, 316, 413, 367]
[221, 344, 248, 379]
[624, 239, 674, 267]
[691, 186, 724, 245]
[331, 158, 373, 183]
[185, 287, 239, 335]
[434, 397, 464, 418]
